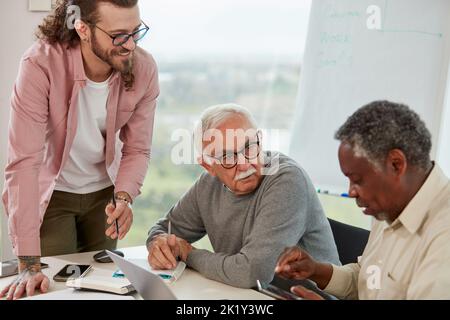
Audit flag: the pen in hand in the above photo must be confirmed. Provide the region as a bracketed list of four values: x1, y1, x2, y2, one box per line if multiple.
[111, 195, 119, 239]
[168, 220, 179, 264]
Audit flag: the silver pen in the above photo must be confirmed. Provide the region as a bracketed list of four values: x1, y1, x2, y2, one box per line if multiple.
[167, 219, 179, 263]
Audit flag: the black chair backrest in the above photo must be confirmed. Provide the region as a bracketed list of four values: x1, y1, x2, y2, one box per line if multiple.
[328, 218, 370, 265]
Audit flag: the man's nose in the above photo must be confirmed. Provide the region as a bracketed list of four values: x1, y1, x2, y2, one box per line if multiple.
[348, 183, 358, 198]
[121, 37, 136, 51]
[236, 153, 251, 170]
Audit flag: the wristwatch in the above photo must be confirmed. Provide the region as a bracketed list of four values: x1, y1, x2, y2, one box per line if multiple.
[114, 194, 133, 209]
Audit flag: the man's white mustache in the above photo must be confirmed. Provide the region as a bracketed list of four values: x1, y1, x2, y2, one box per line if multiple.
[234, 167, 257, 181]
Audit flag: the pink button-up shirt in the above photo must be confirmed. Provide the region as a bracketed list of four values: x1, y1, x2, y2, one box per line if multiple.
[2, 40, 159, 256]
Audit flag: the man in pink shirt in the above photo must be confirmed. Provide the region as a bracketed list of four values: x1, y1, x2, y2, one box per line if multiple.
[1, 0, 159, 299]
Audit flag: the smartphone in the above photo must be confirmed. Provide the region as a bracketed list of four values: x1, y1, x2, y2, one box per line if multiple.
[257, 280, 303, 300]
[53, 264, 92, 282]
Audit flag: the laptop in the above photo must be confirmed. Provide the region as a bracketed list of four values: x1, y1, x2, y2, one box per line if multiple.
[106, 250, 177, 300]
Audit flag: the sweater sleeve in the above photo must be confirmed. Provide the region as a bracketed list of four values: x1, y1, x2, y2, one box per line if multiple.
[186, 167, 310, 288]
[146, 176, 206, 247]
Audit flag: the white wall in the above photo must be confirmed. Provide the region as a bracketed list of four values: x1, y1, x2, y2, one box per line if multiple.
[0, 1, 47, 260]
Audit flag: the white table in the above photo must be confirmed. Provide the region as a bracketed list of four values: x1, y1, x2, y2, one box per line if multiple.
[0, 246, 272, 300]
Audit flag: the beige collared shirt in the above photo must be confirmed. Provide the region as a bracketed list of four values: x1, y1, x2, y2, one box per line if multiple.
[324, 163, 450, 299]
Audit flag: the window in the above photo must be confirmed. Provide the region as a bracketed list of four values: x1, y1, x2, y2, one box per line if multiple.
[118, 0, 315, 248]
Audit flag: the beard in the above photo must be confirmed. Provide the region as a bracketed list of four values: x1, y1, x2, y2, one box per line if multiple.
[91, 34, 134, 76]
[374, 212, 391, 223]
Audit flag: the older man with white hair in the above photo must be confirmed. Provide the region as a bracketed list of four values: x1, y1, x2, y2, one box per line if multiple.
[146, 103, 339, 288]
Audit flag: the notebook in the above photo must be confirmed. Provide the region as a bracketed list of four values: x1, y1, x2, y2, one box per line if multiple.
[22, 288, 135, 300]
[106, 250, 177, 300]
[113, 259, 186, 283]
[66, 275, 135, 295]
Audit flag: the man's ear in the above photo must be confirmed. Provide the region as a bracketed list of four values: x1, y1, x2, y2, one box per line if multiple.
[197, 156, 217, 177]
[74, 19, 91, 42]
[386, 149, 407, 177]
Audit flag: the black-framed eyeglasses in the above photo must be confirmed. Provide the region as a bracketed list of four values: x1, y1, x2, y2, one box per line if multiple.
[94, 21, 150, 47]
[207, 135, 261, 169]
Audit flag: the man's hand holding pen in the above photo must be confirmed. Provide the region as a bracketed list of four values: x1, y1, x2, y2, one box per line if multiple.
[105, 192, 134, 240]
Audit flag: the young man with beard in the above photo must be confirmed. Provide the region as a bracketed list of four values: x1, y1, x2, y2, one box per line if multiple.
[1, 0, 159, 299]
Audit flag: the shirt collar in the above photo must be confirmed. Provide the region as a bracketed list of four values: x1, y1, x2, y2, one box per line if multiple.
[393, 163, 448, 234]
[70, 43, 121, 84]
[70, 43, 86, 82]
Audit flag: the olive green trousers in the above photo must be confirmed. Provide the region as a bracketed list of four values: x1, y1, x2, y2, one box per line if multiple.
[40, 185, 117, 257]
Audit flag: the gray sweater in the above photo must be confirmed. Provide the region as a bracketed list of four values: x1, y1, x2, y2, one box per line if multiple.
[147, 152, 340, 288]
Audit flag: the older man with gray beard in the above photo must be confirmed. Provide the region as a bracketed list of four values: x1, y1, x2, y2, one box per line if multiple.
[146, 103, 339, 288]
[276, 101, 450, 300]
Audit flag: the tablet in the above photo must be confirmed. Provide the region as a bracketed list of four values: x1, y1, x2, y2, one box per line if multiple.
[256, 280, 303, 300]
